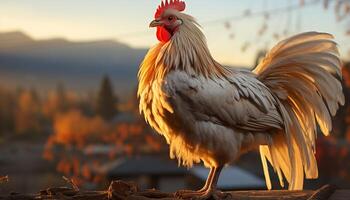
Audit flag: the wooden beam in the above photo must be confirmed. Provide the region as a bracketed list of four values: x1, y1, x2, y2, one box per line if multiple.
[0, 180, 339, 200]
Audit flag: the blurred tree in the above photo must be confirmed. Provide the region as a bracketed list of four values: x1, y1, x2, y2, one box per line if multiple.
[96, 75, 117, 121]
[44, 109, 167, 185]
[56, 82, 68, 112]
[52, 109, 108, 147]
[43, 83, 69, 120]
[43, 83, 91, 120]
[15, 89, 43, 135]
[0, 88, 15, 134]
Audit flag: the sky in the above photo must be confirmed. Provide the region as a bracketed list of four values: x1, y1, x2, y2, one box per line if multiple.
[0, 0, 349, 66]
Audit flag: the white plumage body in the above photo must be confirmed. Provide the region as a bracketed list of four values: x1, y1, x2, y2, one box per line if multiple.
[141, 68, 282, 168]
[138, 12, 344, 190]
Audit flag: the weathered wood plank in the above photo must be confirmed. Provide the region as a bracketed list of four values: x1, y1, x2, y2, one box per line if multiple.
[0, 180, 342, 200]
[225, 190, 313, 200]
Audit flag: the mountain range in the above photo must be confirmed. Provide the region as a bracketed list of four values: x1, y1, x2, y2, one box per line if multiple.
[0, 31, 148, 98]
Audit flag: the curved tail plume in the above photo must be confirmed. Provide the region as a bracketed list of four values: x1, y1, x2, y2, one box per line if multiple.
[254, 32, 345, 190]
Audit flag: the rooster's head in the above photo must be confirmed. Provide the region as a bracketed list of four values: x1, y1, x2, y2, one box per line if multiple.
[150, 0, 186, 43]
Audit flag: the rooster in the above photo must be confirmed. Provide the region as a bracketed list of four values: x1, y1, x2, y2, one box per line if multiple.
[138, 0, 345, 199]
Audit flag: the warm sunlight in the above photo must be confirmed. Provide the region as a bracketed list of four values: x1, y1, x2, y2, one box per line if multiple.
[0, 1, 349, 200]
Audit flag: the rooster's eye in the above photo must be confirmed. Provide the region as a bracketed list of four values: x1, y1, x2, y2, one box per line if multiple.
[168, 16, 174, 21]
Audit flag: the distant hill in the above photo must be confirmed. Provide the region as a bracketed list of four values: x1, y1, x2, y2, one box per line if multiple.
[0, 31, 148, 98]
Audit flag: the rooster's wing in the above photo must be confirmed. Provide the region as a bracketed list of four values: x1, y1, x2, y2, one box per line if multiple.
[164, 69, 283, 133]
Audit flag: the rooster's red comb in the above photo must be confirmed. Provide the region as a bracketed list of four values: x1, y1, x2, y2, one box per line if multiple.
[154, 0, 186, 18]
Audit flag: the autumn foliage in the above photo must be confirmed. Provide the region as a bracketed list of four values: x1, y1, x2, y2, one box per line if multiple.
[42, 98, 166, 186]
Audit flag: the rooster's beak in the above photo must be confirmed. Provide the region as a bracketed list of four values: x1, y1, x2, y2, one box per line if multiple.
[149, 19, 163, 28]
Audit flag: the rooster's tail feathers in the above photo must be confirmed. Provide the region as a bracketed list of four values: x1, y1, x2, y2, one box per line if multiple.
[254, 32, 344, 190]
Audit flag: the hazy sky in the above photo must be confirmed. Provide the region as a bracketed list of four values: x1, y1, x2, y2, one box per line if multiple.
[0, 0, 349, 66]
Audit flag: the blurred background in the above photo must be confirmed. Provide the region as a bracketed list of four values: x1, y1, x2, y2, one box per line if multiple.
[0, 0, 349, 194]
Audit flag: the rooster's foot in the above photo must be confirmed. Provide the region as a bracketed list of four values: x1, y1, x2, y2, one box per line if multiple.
[175, 189, 205, 197]
[176, 189, 228, 200]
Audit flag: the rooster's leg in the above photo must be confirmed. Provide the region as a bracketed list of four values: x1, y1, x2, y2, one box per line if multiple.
[196, 166, 224, 199]
[198, 167, 215, 192]
[175, 168, 214, 196]
[177, 166, 225, 199]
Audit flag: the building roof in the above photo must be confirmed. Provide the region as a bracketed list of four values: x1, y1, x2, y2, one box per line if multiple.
[106, 155, 187, 177]
[104, 155, 265, 189]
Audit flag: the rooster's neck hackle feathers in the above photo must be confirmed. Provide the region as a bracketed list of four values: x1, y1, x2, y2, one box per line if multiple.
[164, 14, 230, 78]
[155, 0, 186, 18]
[138, 13, 229, 96]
